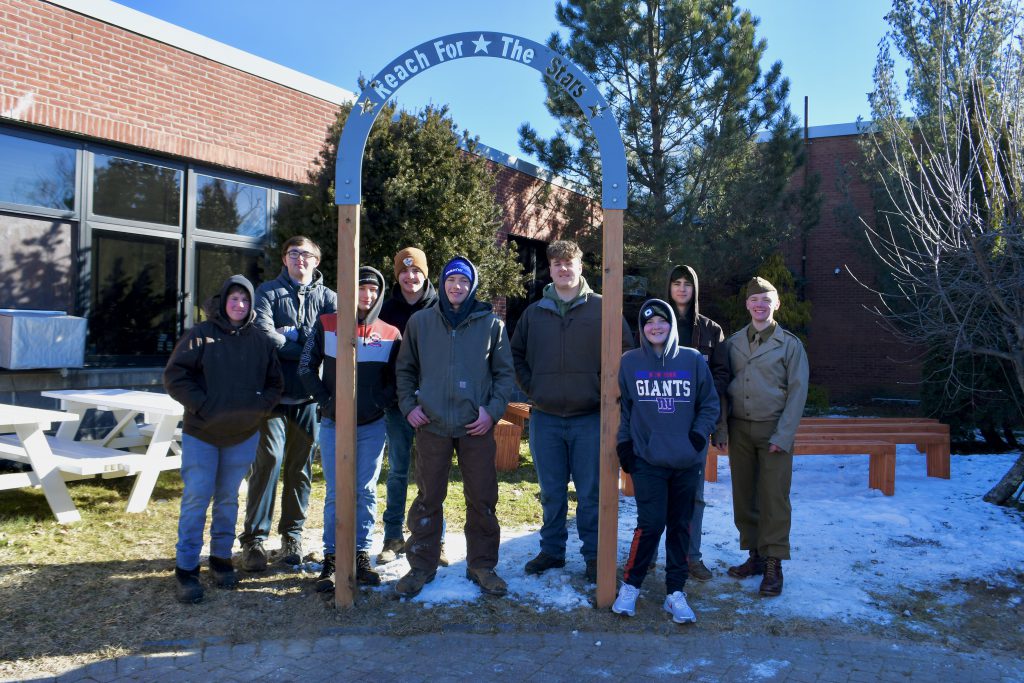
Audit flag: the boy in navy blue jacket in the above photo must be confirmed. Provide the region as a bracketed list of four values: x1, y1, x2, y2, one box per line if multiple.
[614, 299, 719, 623]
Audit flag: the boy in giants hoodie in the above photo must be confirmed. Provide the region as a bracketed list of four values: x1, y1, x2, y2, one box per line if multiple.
[164, 275, 284, 604]
[613, 299, 719, 623]
[298, 266, 401, 591]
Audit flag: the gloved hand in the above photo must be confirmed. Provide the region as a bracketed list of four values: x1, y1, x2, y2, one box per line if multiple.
[689, 431, 708, 453]
[616, 440, 636, 474]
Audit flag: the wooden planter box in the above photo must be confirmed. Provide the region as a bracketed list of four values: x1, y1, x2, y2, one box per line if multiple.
[494, 419, 522, 472]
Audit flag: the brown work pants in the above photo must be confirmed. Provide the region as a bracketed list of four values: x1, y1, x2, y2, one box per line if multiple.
[405, 428, 501, 573]
[727, 418, 793, 560]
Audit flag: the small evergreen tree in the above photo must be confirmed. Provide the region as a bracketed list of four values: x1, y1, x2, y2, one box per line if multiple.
[275, 102, 524, 302]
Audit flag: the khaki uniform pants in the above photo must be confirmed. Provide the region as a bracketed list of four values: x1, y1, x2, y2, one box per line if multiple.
[727, 418, 793, 559]
[406, 429, 501, 572]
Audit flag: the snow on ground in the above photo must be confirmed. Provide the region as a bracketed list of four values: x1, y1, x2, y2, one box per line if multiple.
[297, 447, 1024, 623]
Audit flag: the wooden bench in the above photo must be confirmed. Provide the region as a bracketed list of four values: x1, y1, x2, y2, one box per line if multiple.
[494, 419, 523, 471]
[796, 422, 950, 478]
[635, 438, 897, 497]
[503, 402, 531, 429]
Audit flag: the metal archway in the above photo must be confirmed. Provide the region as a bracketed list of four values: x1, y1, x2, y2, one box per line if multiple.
[332, 31, 627, 608]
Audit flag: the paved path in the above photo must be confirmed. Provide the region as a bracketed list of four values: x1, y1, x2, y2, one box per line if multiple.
[17, 632, 1023, 682]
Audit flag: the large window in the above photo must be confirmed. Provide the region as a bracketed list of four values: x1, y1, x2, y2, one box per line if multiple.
[92, 153, 182, 226]
[0, 133, 76, 211]
[89, 230, 179, 360]
[195, 174, 268, 237]
[193, 242, 265, 321]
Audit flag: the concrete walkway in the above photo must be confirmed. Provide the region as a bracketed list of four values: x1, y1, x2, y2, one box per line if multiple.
[20, 632, 1023, 682]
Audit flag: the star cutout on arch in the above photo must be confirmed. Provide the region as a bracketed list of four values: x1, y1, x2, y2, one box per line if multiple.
[360, 97, 377, 115]
[473, 34, 491, 54]
[588, 103, 605, 119]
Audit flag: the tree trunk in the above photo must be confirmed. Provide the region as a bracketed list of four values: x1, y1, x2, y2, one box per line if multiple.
[983, 451, 1024, 504]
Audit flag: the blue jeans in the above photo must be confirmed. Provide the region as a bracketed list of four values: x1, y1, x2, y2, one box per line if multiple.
[383, 405, 444, 543]
[240, 401, 318, 546]
[320, 417, 386, 554]
[529, 409, 601, 561]
[176, 432, 258, 569]
[623, 457, 701, 594]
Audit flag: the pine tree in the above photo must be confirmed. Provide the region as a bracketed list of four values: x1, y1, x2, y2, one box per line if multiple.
[275, 103, 524, 302]
[519, 0, 810, 297]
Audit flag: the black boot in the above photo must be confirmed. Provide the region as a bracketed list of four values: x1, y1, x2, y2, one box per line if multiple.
[759, 557, 784, 596]
[727, 550, 765, 578]
[356, 551, 381, 586]
[209, 556, 238, 589]
[174, 566, 204, 604]
[316, 553, 335, 593]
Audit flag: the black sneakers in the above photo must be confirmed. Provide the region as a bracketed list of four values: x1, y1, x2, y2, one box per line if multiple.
[174, 566, 204, 604]
[241, 540, 268, 572]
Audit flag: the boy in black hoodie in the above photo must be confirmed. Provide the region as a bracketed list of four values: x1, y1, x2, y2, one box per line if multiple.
[665, 264, 730, 580]
[164, 275, 284, 604]
[299, 266, 401, 591]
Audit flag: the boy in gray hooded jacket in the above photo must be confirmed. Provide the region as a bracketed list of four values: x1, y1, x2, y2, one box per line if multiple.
[613, 299, 719, 623]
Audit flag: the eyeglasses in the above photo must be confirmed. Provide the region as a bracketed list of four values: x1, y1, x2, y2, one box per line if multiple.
[286, 250, 318, 262]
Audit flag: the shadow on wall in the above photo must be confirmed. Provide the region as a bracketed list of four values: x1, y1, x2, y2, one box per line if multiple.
[0, 215, 74, 312]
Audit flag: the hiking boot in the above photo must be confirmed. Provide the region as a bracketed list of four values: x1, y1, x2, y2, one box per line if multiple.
[377, 537, 405, 564]
[208, 556, 238, 589]
[316, 553, 335, 593]
[585, 558, 598, 583]
[241, 540, 268, 572]
[663, 591, 697, 623]
[438, 543, 450, 568]
[727, 551, 765, 579]
[396, 567, 436, 598]
[466, 567, 508, 596]
[174, 566, 204, 604]
[611, 582, 640, 617]
[759, 557, 784, 597]
[274, 537, 303, 566]
[688, 558, 713, 582]
[356, 551, 381, 586]
[524, 551, 565, 575]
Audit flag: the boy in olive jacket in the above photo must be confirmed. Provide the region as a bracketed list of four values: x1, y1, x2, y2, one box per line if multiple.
[724, 277, 809, 597]
[394, 256, 515, 599]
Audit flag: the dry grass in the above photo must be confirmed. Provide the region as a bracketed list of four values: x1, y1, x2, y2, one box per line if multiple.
[2, 440, 1021, 680]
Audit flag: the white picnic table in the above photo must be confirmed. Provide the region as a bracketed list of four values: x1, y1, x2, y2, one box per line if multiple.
[41, 389, 184, 514]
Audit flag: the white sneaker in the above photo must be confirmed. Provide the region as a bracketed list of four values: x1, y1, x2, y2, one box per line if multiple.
[663, 591, 697, 623]
[611, 582, 640, 617]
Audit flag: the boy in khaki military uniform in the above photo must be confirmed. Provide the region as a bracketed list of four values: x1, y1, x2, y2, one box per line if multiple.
[724, 277, 808, 597]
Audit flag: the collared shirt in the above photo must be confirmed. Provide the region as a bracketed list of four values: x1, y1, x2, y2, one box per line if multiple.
[747, 321, 778, 350]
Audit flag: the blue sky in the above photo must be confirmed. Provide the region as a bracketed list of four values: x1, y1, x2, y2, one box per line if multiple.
[114, 0, 896, 165]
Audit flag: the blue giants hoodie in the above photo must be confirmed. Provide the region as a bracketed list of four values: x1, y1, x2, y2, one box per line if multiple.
[617, 298, 720, 469]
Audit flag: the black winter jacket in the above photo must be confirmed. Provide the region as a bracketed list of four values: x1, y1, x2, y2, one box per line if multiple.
[164, 275, 284, 447]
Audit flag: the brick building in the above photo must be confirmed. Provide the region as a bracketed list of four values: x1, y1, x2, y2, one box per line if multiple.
[0, 0, 916, 402]
[0, 0, 589, 390]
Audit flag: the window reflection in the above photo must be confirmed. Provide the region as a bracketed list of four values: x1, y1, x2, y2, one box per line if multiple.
[92, 154, 181, 226]
[0, 133, 75, 210]
[89, 230, 178, 360]
[196, 175, 267, 237]
[194, 243, 264, 321]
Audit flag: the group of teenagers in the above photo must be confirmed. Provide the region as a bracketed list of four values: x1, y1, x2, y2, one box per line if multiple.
[162, 234, 808, 624]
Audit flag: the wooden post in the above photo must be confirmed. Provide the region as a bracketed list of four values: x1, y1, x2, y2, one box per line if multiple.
[596, 208, 624, 609]
[334, 206, 359, 608]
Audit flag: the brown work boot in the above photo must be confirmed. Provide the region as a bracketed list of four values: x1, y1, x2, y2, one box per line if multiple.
[466, 567, 508, 596]
[395, 567, 436, 598]
[687, 557, 713, 582]
[759, 557, 783, 596]
[727, 551, 765, 578]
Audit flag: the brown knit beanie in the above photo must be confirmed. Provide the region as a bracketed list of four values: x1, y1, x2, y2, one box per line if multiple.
[393, 247, 428, 281]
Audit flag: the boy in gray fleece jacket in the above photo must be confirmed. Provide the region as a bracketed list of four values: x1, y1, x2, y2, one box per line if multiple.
[613, 299, 719, 623]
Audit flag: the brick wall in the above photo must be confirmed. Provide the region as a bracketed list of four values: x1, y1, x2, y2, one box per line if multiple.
[0, 0, 339, 183]
[785, 134, 921, 402]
